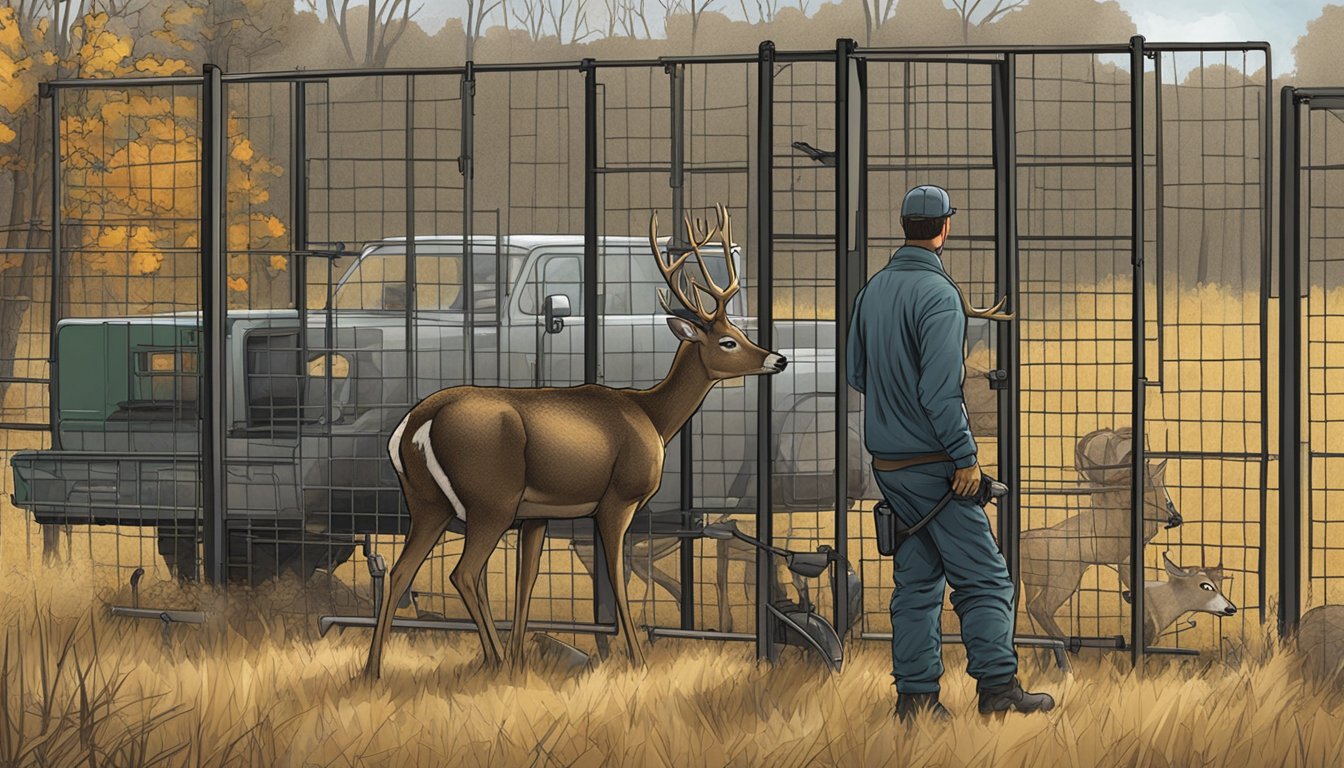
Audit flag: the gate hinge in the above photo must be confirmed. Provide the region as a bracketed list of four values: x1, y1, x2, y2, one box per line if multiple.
[986, 369, 1009, 390]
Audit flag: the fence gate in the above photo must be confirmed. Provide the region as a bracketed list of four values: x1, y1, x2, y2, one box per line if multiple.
[1286, 86, 1344, 629]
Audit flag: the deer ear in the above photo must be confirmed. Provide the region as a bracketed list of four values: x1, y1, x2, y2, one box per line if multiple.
[1163, 551, 1186, 578]
[666, 316, 702, 342]
[1150, 459, 1169, 478]
[1206, 564, 1224, 581]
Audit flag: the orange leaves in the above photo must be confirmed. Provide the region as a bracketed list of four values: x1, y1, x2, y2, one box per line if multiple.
[0, 122, 15, 145]
[85, 226, 167, 277]
[227, 276, 249, 293]
[134, 56, 193, 77]
[0, 252, 22, 272]
[73, 13, 135, 77]
[269, 255, 289, 273]
[226, 215, 288, 251]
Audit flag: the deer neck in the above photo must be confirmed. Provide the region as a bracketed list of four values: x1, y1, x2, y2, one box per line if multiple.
[1143, 581, 1184, 637]
[633, 343, 717, 443]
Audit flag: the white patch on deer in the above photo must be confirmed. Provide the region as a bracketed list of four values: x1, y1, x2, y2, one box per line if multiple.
[412, 421, 467, 521]
[388, 413, 411, 474]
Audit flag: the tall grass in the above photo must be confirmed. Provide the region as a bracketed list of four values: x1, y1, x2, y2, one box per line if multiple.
[0, 562, 1342, 767]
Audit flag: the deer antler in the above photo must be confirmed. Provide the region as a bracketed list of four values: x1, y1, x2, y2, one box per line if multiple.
[688, 203, 740, 317]
[960, 292, 1014, 322]
[649, 205, 738, 324]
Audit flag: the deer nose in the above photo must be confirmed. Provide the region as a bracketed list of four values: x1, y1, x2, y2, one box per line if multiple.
[765, 353, 788, 373]
[1165, 501, 1182, 529]
[1223, 605, 1238, 616]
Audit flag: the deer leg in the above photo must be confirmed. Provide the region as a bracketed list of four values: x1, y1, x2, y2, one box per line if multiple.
[364, 500, 452, 681]
[628, 536, 685, 607]
[450, 513, 514, 666]
[507, 519, 547, 665]
[595, 499, 646, 665]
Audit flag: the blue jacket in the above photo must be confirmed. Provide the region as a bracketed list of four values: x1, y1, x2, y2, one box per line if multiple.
[846, 245, 978, 469]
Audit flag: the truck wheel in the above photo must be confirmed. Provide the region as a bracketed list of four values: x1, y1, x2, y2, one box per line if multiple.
[155, 525, 200, 582]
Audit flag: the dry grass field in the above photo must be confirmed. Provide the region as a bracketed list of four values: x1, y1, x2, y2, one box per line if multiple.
[2, 281, 1343, 766]
[0, 561, 1343, 767]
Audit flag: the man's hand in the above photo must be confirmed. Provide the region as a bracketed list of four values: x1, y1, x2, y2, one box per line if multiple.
[952, 461, 982, 497]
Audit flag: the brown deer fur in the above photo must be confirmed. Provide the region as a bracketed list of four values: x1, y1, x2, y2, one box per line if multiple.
[363, 205, 784, 678]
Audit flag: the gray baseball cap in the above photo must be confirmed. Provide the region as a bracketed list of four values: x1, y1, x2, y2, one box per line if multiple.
[900, 185, 957, 219]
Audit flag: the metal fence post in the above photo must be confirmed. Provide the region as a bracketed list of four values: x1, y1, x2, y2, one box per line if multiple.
[200, 63, 228, 585]
[993, 54, 1021, 588]
[583, 59, 616, 629]
[1128, 35, 1148, 668]
[40, 84, 61, 448]
[404, 75, 418, 400]
[1279, 85, 1302, 638]
[667, 61, 697, 631]
[833, 37, 857, 638]
[462, 63, 476, 384]
[756, 40, 777, 662]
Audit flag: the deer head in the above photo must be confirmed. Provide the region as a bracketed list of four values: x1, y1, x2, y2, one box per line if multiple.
[649, 204, 786, 380]
[1161, 552, 1236, 618]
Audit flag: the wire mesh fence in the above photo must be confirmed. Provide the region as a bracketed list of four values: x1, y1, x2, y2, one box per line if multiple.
[0, 38, 1277, 661]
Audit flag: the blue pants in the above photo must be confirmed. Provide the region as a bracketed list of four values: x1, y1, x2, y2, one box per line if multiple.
[874, 463, 1018, 695]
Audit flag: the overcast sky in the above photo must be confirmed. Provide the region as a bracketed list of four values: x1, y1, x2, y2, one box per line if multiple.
[394, 0, 1326, 73]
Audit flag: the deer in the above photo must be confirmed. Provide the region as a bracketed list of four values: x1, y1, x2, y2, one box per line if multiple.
[1019, 429, 1183, 640]
[1121, 552, 1236, 642]
[364, 204, 786, 679]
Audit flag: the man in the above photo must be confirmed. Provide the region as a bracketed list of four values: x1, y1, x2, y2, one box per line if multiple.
[846, 185, 1055, 722]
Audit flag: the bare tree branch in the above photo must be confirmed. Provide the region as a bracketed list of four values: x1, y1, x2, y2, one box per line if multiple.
[953, 0, 1026, 42]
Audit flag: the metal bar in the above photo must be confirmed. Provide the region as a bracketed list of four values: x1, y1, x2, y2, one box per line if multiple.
[1129, 35, 1147, 670]
[463, 64, 476, 385]
[856, 56, 1005, 65]
[667, 62, 696, 632]
[648, 628, 755, 642]
[1152, 52, 1165, 389]
[404, 75, 417, 403]
[43, 84, 60, 445]
[833, 38, 857, 638]
[108, 607, 206, 624]
[1279, 86, 1302, 639]
[291, 81, 309, 384]
[857, 44, 1133, 55]
[583, 59, 615, 629]
[45, 75, 206, 89]
[1294, 88, 1344, 99]
[200, 63, 227, 585]
[756, 41, 777, 662]
[318, 615, 619, 637]
[994, 54, 1021, 588]
[1258, 46, 1274, 625]
[0, 422, 49, 431]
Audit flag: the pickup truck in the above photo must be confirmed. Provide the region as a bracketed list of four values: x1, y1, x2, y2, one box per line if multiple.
[9, 235, 993, 584]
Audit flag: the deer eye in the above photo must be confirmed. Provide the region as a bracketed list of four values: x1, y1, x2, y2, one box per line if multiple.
[1200, 583, 1215, 592]
[718, 337, 738, 350]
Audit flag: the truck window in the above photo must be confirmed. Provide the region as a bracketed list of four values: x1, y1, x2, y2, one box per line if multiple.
[519, 246, 746, 316]
[332, 243, 513, 314]
[519, 255, 583, 315]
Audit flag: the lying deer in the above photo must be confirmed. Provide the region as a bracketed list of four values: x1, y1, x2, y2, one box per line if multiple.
[1019, 435, 1182, 640]
[365, 204, 785, 677]
[1122, 552, 1236, 641]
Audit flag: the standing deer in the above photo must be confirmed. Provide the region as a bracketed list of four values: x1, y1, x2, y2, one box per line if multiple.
[1122, 553, 1236, 641]
[364, 204, 785, 678]
[1019, 429, 1183, 640]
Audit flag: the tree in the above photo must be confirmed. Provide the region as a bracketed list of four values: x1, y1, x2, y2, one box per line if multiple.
[465, 0, 504, 60]
[861, 0, 896, 45]
[546, 0, 597, 44]
[603, 0, 652, 39]
[324, 0, 420, 68]
[950, 0, 1025, 43]
[155, 0, 294, 71]
[737, 0, 782, 25]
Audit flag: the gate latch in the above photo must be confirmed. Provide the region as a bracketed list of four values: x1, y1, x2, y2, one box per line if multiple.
[986, 369, 1009, 390]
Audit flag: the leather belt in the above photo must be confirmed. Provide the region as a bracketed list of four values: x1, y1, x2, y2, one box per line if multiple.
[871, 452, 953, 472]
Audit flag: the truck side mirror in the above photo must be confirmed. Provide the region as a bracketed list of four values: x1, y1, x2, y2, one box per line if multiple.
[543, 294, 571, 334]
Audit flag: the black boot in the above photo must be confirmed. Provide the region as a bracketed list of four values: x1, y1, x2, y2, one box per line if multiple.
[977, 677, 1055, 716]
[896, 692, 952, 723]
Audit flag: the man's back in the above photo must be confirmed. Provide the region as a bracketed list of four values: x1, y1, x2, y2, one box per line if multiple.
[846, 245, 977, 468]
